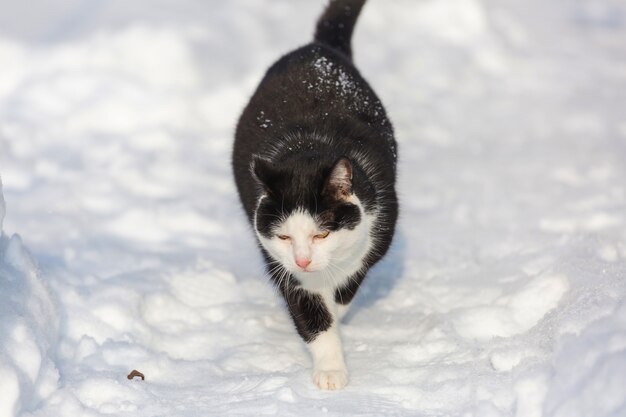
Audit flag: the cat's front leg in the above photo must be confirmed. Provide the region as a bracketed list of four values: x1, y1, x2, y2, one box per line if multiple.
[309, 320, 347, 390]
[284, 287, 348, 390]
[334, 270, 367, 322]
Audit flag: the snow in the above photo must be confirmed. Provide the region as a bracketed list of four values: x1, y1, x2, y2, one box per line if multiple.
[0, 184, 59, 417]
[1, 0, 625, 416]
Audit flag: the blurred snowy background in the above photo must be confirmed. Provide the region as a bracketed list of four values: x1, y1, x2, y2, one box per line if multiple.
[1, 0, 625, 416]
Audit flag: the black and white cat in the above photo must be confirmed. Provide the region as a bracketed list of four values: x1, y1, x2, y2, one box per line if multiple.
[233, 0, 398, 390]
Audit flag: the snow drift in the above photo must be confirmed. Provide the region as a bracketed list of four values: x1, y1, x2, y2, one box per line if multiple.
[0, 179, 59, 417]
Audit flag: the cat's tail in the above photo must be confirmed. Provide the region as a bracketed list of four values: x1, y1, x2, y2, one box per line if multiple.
[314, 0, 367, 58]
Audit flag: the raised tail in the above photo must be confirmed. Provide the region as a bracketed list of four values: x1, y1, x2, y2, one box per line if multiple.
[314, 0, 367, 58]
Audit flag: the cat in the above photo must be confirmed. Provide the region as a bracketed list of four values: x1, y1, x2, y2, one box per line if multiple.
[232, 0, 398, 390]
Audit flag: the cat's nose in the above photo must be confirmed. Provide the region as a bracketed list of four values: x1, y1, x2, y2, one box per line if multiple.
[296, 258, 311, 269]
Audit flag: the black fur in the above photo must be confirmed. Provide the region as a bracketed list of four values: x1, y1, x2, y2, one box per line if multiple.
[285, 287, 333, 343]
[334, 269, 367, 305]
[253, 156, 362, 238]
[233, 0, 398, 343]
[315, 0, 366, 58]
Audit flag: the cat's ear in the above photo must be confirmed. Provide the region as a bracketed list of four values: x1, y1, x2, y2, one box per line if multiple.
[323, 157, 353, 200]
[251, 156, 280, 193]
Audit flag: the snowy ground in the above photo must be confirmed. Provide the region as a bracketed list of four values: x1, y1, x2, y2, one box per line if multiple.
[1, 0, 626, 416]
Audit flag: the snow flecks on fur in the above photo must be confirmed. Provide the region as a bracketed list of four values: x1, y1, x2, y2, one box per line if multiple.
[311, 55, 384, 117]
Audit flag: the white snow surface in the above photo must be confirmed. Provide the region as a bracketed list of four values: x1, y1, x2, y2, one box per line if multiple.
[1, 0, 626, 416]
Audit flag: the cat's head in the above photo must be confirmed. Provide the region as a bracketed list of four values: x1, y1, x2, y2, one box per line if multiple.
[251, 156, 371, 279]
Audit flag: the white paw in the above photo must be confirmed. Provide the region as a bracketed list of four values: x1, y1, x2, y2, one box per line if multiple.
[313, 369, 348, 390]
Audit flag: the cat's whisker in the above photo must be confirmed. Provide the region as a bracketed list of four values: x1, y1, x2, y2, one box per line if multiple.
[259, 213, 284, 220]
[327, 259, 352, 279]
[273, 265, 286, 287]
[265, 260, 284, 274]
[324, 266, 344, 306]
[322, 269, 330, 292]
[327, 262, 351, 288]
[327, 261, 362, 300]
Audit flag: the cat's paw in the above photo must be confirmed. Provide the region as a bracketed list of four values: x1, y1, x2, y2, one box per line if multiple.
[313, 369, 348, 390]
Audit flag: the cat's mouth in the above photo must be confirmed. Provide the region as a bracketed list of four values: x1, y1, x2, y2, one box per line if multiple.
[296, 264, 320, 273]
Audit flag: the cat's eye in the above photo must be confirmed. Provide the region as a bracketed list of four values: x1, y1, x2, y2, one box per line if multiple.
[277, 234, 290, 240]
[314, 231, 330, 239]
